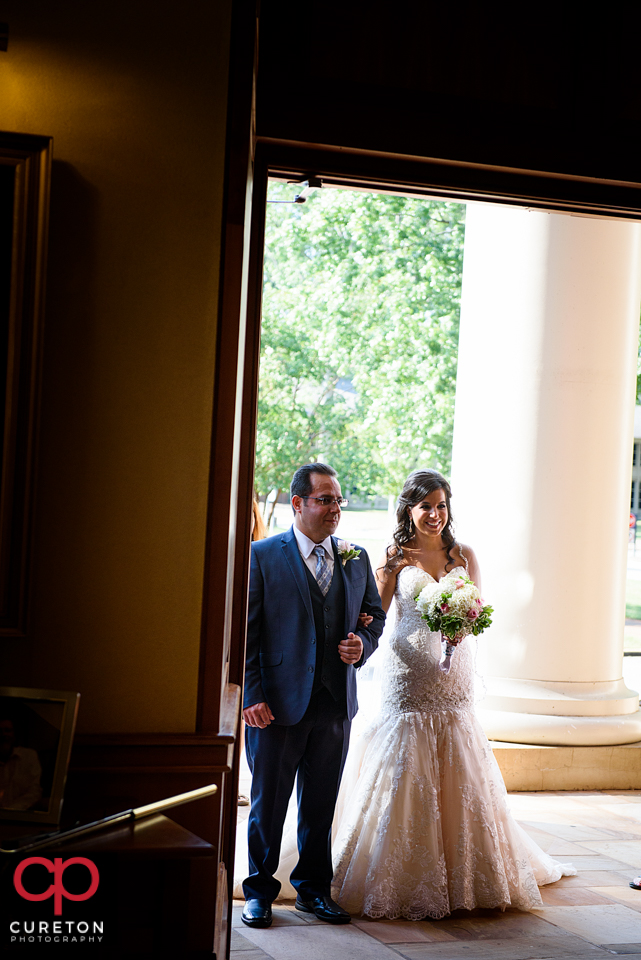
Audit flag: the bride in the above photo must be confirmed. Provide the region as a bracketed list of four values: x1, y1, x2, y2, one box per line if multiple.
[329, 468, 575, 920]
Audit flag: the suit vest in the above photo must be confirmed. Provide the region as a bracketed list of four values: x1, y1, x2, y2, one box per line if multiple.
[303, 549, 347, 705]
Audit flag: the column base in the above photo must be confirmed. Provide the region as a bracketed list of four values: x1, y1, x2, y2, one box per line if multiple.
[491, 740, 641, 790]
[480, 676, 640, 717]
[478, 706, 641, 746]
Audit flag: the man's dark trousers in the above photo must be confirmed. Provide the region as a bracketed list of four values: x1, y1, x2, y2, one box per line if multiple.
[244, 686, 350, 902]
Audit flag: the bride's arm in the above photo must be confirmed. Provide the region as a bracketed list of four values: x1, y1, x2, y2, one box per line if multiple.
[460, 543, 482, 593]
[375, 548, 400, 613]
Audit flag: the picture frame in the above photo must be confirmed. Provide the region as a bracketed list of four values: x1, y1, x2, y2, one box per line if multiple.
[0, 686, 80, 823]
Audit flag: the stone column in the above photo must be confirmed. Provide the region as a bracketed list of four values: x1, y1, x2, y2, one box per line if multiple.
[451, 203, 641, 745]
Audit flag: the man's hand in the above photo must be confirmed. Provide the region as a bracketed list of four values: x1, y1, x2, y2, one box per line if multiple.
[243, 702, 275, 728]
[338, 633, 363, 665]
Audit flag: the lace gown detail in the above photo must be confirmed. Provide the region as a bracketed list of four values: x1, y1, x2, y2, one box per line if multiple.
[330, 565, 575, 920]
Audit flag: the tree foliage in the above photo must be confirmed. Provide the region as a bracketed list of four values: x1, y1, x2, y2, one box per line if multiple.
[255, 183, 466, 502]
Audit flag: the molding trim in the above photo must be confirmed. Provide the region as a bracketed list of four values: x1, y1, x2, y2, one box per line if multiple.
[258, 138, 641, 220]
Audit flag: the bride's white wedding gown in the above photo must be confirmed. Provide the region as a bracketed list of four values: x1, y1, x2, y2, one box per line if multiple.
[329, 564, 575, 920]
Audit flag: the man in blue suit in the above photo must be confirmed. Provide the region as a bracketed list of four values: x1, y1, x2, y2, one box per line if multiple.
[241, 463, 385, 928]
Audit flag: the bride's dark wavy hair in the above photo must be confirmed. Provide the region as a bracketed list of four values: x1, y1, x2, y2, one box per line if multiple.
[385, 469, 457, 572]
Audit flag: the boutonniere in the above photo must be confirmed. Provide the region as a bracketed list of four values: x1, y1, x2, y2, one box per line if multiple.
[337, 540, 361, 566]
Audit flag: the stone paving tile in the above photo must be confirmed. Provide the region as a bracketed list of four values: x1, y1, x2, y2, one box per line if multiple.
[586, 791, 641, 798]
[555, 855, 633, 871]
[570, 793, 641, 803]
[240, 921, 402, 960]
[566, 802, 641, 817]
[576, 840, 641, 866]
[516, 826, 559, 851]
[539, 884, 617, 906]
[230, 929, 272, 960]
[426, 910, 558, 940]
[387, 935, 611, 960]
[581, 807, 641, 820]
[545, 839, 601, 856]
[547, 817, 641, 838]
[548, 869, 635, 886]
[230, 951, 272, 960]
[262, 897, 346, 923]
[532, 903, 641, 944]
[511, 793, 596, 807]
[590, 885, 641, 913]
[601, 804, 641, 820]
[353, 919, 457, 943]
[551, 820, 641, 840]
[599, 819, 641, 831]
[275, 900, 326, 923]
[569, 791, 624, 801]
[519, 821, 619, 842]
[268, 904, 309, 926]
[583, 826, 641, 841]
[232, 903, 247, 928]
[231, 929, 262, 951]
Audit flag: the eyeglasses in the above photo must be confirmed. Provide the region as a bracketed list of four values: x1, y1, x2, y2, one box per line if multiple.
[302, 497, 349, 507]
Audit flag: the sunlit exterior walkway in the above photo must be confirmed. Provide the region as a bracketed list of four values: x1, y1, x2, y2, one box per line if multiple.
[233, 791, 641, 959]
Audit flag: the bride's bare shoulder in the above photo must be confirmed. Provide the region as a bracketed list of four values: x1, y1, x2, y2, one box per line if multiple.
[375, 543, 407, 580]
[454, 542, 481, 584]
[375, 543, 409, 612]
[454, 541, 475, 563]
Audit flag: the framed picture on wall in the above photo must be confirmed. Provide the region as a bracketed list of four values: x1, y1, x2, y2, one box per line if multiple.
[0, 686, 79, 823]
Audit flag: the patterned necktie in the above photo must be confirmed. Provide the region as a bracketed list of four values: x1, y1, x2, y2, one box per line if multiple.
[313, 545, 332, 597]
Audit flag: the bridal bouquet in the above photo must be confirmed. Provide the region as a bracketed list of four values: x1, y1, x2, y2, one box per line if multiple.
[415, 574, 493, 673]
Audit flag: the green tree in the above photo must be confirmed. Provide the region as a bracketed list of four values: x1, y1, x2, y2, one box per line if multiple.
[255, 183, 465, 508]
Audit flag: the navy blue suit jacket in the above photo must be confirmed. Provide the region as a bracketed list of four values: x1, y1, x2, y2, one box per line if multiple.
[245, 526, 386, 725]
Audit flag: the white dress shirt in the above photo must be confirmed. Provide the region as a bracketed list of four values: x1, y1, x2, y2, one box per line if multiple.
[292, 525, 335, 580]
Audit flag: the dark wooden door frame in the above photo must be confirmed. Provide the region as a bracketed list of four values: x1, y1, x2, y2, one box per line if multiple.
[257, 139, 641, 218]
[205, 134, 641, 953]
[218, 157, 268, 936]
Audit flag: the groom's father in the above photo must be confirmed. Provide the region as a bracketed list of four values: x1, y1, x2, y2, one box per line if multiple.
[242, 463, 385, 928]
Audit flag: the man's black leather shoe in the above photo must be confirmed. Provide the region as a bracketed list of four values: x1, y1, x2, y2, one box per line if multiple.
[241, 898, 272, 928]
[295, 895, 351, 924]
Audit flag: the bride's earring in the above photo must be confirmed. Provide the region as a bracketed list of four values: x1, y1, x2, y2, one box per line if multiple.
[407, 513, 414, 536]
